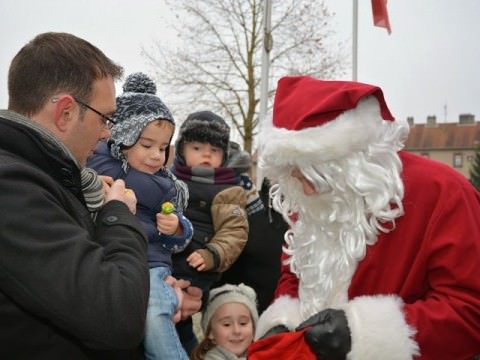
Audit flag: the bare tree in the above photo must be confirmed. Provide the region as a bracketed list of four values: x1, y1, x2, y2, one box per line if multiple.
[143, 0, 347, 154]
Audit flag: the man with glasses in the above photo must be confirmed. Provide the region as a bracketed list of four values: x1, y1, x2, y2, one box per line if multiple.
[0, 32, 149, 358]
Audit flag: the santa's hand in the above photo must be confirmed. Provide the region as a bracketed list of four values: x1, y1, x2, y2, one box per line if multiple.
[261, 324, 289, 339]
[296, 309, 351, 360]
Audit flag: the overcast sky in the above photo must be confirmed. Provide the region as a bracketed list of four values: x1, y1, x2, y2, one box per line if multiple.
[1, 0, 479, 124]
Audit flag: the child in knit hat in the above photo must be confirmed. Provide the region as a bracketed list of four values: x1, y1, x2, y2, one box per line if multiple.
[191, 283, 258, 360]
[171, 110, 249, 354]
[87, 72, 194, 360]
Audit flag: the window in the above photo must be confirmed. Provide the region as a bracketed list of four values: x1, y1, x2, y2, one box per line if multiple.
[453, 153, 463, 168]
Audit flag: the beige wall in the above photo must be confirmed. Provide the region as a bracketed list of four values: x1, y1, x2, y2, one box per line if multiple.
[406, 149, 475, 179]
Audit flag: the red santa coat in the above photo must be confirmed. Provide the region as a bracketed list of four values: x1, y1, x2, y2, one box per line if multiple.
[256, 151, 480, 360]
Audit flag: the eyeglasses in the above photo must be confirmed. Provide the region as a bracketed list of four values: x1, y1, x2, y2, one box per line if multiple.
[51, 95, 116, 130]
[72, 96, 116, 130]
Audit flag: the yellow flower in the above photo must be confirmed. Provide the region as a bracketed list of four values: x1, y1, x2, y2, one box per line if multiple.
[161, 201, 175, 215]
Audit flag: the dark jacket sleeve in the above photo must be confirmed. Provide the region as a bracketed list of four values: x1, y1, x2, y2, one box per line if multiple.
[0, 162, 149, 350]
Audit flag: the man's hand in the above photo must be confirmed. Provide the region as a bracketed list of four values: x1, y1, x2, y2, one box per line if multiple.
[104, 179, 137, 214]
[180, 284, 202, 320]
[99, 175, 113, 196]
[296, 309, 351, 360]
[171, 286, 184, 324]
[165, 276, 202, 321]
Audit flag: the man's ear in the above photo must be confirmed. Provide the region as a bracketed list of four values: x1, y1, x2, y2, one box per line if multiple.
[53, 96, 75, 132]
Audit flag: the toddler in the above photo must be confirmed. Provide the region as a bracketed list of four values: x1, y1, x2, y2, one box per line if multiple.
[171, 110, 249, 353]
[88, 72, 193, 360]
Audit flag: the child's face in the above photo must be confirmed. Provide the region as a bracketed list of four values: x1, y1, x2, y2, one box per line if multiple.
[122, 120, 174, 174]
[209, 303, 254, 357]
[183, 141, 224, 168]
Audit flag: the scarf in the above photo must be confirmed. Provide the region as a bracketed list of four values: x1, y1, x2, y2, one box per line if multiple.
[80, 167, 105, 215]
[172, 159, 264, 215]
[172, 160, 240, 185]
[0, 110, 103, 218]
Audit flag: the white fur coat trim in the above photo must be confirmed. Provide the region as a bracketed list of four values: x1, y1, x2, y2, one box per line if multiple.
[254, 295, 301, 339]
[259, 96, 385, 165]
[343, 295, 420, 360]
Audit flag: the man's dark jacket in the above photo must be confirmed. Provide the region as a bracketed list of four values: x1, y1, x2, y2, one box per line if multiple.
[0, 112, 149, 359]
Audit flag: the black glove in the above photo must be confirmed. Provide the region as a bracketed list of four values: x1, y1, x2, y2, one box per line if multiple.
[261, 324, 290, 339]
[296, 308, 351, 360]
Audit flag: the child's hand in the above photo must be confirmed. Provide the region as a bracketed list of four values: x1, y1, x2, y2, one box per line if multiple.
[156, 212, 179, 236]
[186, 251, 207, 271]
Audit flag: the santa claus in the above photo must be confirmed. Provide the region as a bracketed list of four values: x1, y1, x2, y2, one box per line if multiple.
[250, 76, 480, 360]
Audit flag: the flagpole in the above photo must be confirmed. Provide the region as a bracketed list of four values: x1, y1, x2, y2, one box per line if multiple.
[256, 0, 272, 189]
[352, 0, 358, 81]
[259, 0, 272, 124]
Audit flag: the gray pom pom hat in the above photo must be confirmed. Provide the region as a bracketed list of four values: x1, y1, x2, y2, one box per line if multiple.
[109, 72, 175, 170]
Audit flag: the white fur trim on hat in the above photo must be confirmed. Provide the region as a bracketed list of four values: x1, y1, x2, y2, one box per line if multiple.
[342, 295, 419, 359]
[255, 295, 301, 339]
[201, 283, 259, 333]
[259, 96, 387, 168]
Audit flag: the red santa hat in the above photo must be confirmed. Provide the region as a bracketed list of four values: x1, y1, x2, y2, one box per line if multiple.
[259, 76, 395, 165]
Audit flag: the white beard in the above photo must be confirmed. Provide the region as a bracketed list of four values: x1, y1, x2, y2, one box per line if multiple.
[269, 150, 404, 320]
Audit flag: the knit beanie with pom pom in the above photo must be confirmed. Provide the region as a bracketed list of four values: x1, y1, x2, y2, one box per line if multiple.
[109, 72, 175, 165]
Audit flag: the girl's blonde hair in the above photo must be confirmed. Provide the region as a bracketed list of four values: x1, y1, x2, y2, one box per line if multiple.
[190, 328, 215, 360]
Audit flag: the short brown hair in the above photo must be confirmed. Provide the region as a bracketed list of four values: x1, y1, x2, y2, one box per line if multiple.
[8, 32, 123, 115]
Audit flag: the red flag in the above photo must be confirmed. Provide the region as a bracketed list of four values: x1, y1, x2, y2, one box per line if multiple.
[371, 0, 391, 34]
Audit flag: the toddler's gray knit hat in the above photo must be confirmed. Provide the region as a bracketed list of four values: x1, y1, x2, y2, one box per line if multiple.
[109, 72, 174, 165]
[201, 283, 259, 333]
